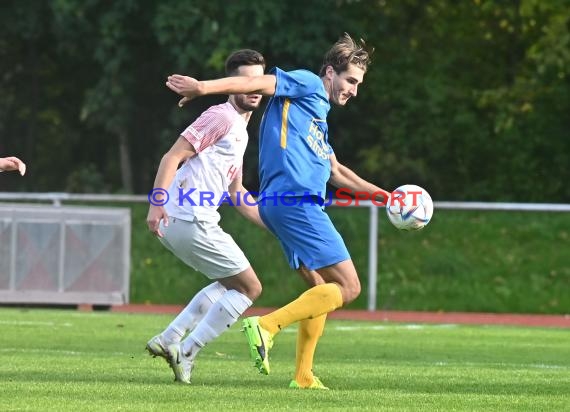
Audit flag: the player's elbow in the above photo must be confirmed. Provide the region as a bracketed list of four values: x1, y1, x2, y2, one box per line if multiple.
[328, 163, 346, 188]
[229, 191, 240, 205]
[161, 151, 184, 167]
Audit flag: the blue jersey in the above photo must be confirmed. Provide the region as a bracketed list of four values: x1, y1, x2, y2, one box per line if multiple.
[258, 68, 333, 201]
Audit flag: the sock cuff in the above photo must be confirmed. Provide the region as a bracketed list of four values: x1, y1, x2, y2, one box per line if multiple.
[203, 281, 227, 303]
[219, 289, 252, 319]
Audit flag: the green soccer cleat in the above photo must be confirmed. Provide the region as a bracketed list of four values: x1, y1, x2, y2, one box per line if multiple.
[242, 316, 273, 375]
[289, 376, 330, 390]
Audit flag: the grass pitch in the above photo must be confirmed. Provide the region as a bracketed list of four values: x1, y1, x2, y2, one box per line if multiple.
[0, 308, 568, 411]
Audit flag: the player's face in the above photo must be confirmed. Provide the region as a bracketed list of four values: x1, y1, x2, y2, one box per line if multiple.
[328, 64, 365, 106]
[233, 64, 264, 112]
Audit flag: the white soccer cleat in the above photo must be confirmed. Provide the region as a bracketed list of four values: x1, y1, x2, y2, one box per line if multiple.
[145, 334, 170, 360]
[167, 343, 194, 384]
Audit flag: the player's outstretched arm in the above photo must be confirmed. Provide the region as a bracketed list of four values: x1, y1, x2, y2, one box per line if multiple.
[166, 74, 277, 107]
[228, 176, 267, 230]
[0, 156, 26, 175]
[328, 153, 390, 201]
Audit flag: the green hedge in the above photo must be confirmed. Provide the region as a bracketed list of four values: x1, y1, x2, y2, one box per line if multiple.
[126, 203, 569, 314]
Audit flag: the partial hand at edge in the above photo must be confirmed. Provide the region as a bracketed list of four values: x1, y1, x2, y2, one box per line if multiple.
[165, 74, 202, 106]
[146, 205, 169, 238]
[0, 157, 26, 175]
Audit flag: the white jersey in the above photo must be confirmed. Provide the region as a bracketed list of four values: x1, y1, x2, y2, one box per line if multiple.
[165, 102, 249, 222]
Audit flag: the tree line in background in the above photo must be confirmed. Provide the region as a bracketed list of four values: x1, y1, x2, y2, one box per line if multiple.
[1, 0, 568, 202]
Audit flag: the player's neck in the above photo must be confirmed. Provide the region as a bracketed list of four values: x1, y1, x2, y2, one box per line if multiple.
[242, 111, 252, 122]
[228, 99, 252, 122]
[321, 76, 331, 100]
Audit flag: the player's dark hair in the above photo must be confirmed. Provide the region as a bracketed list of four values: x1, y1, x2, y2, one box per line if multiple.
[319, 33, 373, 77]
[225, 49, 266, 75]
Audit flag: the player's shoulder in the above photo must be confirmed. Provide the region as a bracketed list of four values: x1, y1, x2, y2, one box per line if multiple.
[271, 67, 319, 81]
[292, 68, 319, 79]
[203, 101, 237, 117]
[271, 67, 323, 99]
[200, 102, 240, 124]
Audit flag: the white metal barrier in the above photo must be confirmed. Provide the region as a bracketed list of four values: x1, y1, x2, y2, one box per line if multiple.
[1, 193, 569, 310]
[0, 202, 131, 305]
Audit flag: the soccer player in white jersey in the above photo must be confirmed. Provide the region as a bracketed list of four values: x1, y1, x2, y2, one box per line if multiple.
[145, 49, 266, 384]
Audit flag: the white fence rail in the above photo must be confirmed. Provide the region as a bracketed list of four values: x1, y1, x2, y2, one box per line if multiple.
[1, 193, 569, 310]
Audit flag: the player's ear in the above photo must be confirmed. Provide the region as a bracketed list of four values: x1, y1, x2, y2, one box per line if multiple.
[325, 65, 335, 80]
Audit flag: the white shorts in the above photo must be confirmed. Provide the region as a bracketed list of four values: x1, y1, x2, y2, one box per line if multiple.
[158, 217, 250, 279]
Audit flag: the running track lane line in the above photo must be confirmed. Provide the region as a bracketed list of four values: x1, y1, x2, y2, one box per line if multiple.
[107, 304, 570, 328]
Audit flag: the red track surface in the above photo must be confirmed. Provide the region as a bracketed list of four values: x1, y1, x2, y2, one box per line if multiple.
[110, 304, 570, 328]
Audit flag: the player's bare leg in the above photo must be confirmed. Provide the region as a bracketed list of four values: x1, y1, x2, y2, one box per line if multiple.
[243, 260, 360, 377]
[259, 260, 360, 334]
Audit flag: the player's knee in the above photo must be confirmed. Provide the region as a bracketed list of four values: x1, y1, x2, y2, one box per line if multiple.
[342, 280, 361, 304]
[224, 276, 262, 301]
[243, 279, 262, 301]
[251, 281, 262, 301]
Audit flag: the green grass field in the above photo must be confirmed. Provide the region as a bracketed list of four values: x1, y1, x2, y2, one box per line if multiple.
[1, 308, 568, 411]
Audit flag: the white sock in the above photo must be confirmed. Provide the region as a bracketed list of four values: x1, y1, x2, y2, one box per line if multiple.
[181, 289, 252, 360]
[162, 282, 227, 343]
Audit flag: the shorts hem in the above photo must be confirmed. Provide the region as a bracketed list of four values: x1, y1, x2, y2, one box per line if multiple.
[291, 255, 351, 271]
[205, 261, 251, 280]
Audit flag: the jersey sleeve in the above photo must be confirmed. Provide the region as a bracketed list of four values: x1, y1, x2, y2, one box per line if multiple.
[271, 67, 322, 99]
[180, 105, 233, 153]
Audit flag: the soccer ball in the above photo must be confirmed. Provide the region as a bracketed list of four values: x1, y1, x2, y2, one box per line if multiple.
[386, 184, 433, 231]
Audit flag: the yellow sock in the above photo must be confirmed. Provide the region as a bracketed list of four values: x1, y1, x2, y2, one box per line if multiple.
[294, 314, 327, 387]
[259, 283, 342, 335]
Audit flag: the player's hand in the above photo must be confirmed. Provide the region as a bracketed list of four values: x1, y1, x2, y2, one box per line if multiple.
[166, 74, 202, 105]
[146, 205, 169, 238]
[0, 157, 26, 175]
[177, 97, 191, 107]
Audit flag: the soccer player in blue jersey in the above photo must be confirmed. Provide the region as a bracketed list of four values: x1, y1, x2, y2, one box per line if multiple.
[166, 33, 391, 389]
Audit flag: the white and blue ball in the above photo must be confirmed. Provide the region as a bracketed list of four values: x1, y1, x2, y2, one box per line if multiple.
[386, 184, 433, 231]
